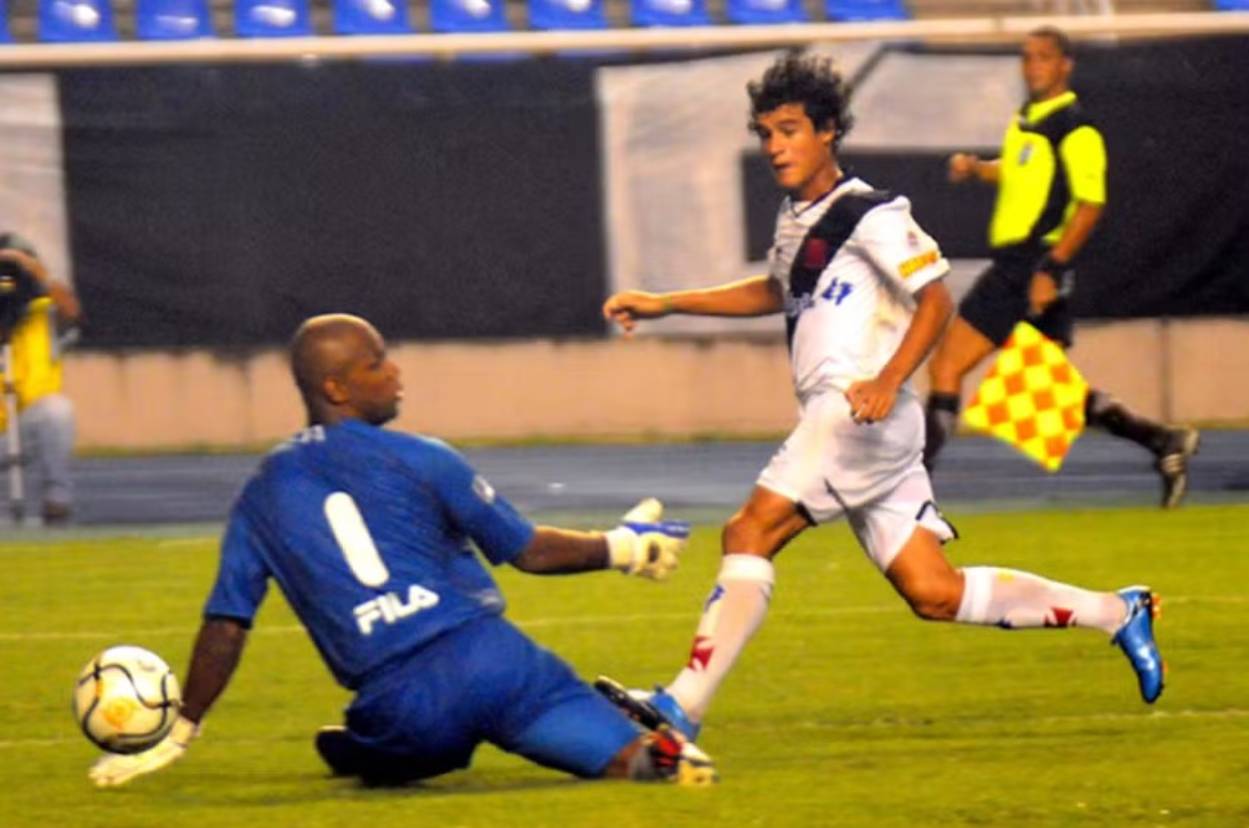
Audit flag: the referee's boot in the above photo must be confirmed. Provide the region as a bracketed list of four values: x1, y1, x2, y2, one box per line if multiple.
[1111, 587, 1165, 704]
[1155, 426, 1200, 509]
[594, 676, 701, 741]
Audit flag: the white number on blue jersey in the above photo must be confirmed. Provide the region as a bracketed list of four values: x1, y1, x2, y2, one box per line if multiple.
[324, 491, 389, 587]
[324, 491, 442, 636]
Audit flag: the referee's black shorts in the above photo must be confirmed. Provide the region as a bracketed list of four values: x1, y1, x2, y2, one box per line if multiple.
[958, 243, 1074, 348]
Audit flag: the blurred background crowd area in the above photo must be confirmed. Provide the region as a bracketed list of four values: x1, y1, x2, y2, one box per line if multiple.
[0, 0, 1233, 42]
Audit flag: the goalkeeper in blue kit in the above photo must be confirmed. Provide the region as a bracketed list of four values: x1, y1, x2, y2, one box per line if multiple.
[89, 313, 716, 788]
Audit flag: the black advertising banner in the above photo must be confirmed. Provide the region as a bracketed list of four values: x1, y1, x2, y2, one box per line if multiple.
[58, 60, 606, 347]
[1069, 35, 1249, 319]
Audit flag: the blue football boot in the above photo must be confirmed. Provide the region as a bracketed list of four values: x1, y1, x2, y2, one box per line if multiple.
[1111, 587, 1165, 704]
[594, 676, 701, 741]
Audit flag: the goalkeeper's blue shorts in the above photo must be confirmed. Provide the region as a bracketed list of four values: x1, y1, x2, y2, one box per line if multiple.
[345, 615, 640, 779]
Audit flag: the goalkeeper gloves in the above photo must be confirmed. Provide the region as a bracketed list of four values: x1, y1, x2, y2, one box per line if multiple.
[89, 715, 199, 788]
[605, 498, 690, 581]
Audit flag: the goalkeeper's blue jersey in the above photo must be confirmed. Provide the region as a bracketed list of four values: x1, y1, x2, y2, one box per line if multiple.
[204, 419, 536, 690]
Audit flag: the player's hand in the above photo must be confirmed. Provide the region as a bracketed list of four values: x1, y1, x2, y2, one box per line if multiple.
[948, 153, 980, 183]
[602, 291, 672, 335]
[88, 716, 198, 788]
[605, 498, 690, 581]
[1028, 272, 1059, 317]
[845, 377, 900, 425]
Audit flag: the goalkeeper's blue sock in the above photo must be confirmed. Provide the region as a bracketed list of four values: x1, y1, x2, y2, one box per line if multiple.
[956, 566, 1125, 634]
[666, 554, 774, 724]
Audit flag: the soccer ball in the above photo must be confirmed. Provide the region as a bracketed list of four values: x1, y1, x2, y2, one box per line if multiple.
[73, 646, 181, 754]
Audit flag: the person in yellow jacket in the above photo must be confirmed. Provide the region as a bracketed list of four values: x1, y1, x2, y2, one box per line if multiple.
[923, 27, 1198, 508]
[0, 231, 81, 524]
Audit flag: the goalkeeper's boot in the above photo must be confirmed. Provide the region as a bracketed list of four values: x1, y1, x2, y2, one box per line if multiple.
[315, 726, 367, 777]
[1111, 587, 1165, 704]
[1155, 426, 1199, 509]
[316, 726, 430, 786]
[595, 676, 700, 740]
[643, 726, 718, 786]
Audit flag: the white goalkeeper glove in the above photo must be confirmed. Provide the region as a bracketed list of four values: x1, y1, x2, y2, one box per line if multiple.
[604, 498, 690, 581]
[89, 715, 199, 788]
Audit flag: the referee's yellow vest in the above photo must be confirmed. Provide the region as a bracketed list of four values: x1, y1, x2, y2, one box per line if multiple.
[990, 91, 1106, 249]
[0, 297, 63, 431]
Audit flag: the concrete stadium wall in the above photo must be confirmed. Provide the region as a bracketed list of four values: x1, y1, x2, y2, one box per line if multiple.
[63, 316, 1248, 450]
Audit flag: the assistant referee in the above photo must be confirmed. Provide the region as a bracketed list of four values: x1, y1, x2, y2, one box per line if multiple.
[923, 26, 1199, 508]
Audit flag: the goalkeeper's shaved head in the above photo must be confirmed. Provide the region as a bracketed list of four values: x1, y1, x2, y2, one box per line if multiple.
[290, 313, 373, 398]
[290, 313, 401, 426]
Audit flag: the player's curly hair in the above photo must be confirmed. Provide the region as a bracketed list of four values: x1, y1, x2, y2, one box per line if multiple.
[747, 51, 855, 149]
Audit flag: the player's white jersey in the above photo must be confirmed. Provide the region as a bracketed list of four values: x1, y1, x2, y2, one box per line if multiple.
[768, 176, 949, 400]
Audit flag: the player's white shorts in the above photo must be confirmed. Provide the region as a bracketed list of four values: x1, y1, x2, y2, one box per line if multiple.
[757, 389, 956, 571]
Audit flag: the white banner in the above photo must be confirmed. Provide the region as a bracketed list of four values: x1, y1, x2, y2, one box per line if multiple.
[0, 74, 71, 287]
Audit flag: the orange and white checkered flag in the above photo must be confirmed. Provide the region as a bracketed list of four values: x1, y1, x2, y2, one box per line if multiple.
[961, 322, 1088, 472]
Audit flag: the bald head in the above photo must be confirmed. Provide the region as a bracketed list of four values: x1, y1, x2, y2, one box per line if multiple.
[290, 314, 402, 426]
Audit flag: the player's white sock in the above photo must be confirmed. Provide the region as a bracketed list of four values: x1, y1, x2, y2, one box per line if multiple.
[666, 554, 775, 723]
[956, 566, 1125, 634]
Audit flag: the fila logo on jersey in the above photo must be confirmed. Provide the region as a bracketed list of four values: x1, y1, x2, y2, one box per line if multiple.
[354, 585, 441, 635]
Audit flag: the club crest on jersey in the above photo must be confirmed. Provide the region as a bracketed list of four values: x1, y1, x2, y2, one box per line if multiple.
[1018, 142, 1034, 165]
[472, 475, 496, 504]
[801, 238, 831, 270]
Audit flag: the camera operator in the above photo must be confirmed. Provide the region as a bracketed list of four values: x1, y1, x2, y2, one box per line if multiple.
[0, 231, 81, 525]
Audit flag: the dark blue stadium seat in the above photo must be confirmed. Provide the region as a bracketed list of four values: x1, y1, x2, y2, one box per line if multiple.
[1213, 0, 1249, 9]
[135, 0, 214, 39]
[826, 0, 908, 21]
[430, 0, 509, 32]
[631, 0, 711, 27]
[235, 0, 314, 37]
[38, 0, 119, 42]
[528, 0, 608, 30]
[724, 0, 806, 25]
[332, 0, 414, 34]
[0, 0, 12, 42]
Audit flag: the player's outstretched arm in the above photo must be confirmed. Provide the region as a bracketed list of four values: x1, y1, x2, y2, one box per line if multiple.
[512, 499, 689, 581]
[603, 276, 783, 334]
[89, 618, 249, 788]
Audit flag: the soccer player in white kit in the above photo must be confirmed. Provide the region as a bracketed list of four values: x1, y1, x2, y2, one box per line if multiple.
[599, 53, 1165, 739]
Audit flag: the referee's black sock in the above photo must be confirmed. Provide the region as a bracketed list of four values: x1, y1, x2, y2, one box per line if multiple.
[924, 392, 961, 470]
[1084, 389, 1169, 454]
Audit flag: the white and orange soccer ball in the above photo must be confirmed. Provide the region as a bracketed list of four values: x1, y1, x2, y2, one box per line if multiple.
[73, 646, 181, 754]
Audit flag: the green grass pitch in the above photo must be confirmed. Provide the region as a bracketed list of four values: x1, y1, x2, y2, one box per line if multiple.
[2, 504, 1247, 827]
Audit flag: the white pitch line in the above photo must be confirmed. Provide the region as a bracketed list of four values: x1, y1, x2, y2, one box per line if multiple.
[1, 595, 1244, 642]
[800, 707, 1249, 731]
[0, 607, 906, 642]
[6, 708, 1247, 751]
